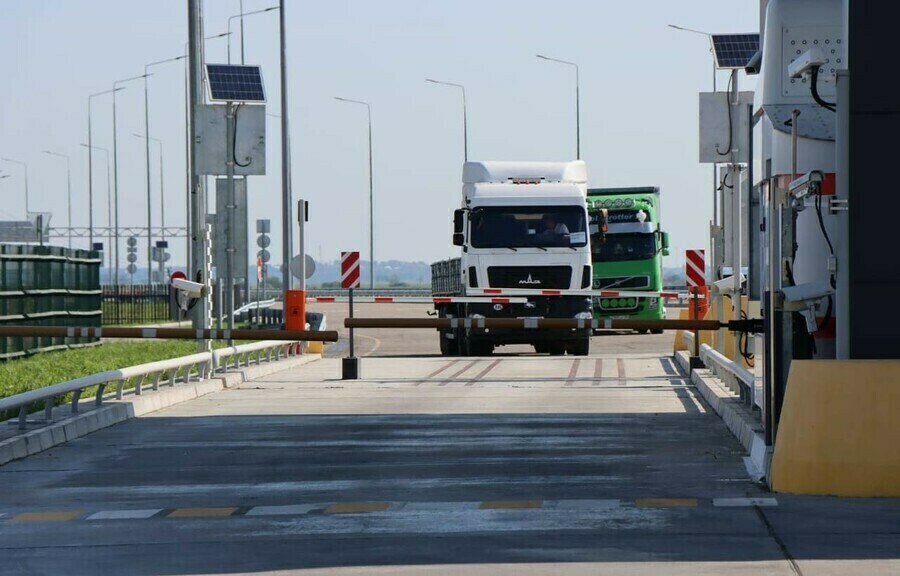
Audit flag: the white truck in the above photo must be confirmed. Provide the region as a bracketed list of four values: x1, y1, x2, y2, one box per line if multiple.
[432, 161, 593, 356]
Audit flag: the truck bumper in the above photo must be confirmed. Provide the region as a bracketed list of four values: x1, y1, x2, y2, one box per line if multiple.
[461, 296, 592, 345]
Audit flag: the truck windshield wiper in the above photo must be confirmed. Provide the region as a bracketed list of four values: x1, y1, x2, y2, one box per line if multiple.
[534, 246, 548, 251]
[501, 246, 518, 252]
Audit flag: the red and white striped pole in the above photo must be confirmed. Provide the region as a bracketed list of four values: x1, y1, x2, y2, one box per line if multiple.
[686, 249, 706, 362]
[341, 251, 361, 379]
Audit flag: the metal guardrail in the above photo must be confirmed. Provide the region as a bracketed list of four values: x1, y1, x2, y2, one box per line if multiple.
[0, 341, 307, 431]
[681, 331, 754, 401]
[211, 340, 298, 371]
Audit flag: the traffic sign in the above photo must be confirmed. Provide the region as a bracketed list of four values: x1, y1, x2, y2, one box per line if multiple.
[686, 250, 706, 287]
[126, 263, 137, 275]
[290, 254, 316, 280]
[341, 251, 361, 289]
[127, 236, 137, 248]
[256, 235, 271, 249]
[126, 253, 138, 263]
[170, 271, 187, 284]
[257, 249, 270, 263]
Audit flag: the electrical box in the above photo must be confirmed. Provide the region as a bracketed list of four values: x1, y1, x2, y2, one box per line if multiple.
[194, 104, 266, 176]
[699, 91, 755, 164]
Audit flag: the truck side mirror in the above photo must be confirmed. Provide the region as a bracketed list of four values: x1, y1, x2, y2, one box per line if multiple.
[452, 233, 465, 246]
[453, 209, 464, 234]
[661, 231, 670, 256]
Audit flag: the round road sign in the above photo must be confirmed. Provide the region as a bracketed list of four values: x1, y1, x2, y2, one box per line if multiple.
[290, 254, 316, 280]
[126, 236, 137, 247]
[257, 249, 271, 263]
[126, 263, 137, 275]
[126, 253, 138, 263]
[256, 235, 271, 249]
[170, 271, 187, 284]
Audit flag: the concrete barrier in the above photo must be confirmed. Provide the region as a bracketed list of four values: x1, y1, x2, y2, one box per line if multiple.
[771, 360, 900, 497]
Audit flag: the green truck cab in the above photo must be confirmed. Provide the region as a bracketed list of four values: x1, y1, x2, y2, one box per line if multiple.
[587, 187, 670, 332]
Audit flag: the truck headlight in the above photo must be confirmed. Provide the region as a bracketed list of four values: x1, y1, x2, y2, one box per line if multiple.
[470, 313, 485, 319]
[575, 311, 593, 320]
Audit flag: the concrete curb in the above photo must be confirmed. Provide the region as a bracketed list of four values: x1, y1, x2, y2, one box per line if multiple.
[674, 351, 769, 483]
[0, 354, 320, 467]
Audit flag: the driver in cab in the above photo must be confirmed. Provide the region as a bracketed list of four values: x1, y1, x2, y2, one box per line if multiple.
[537, 214, 569, 241]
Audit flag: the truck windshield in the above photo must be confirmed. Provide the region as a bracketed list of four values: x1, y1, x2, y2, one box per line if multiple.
[470, 206, 588, 249]
[592, 233, 656, 262]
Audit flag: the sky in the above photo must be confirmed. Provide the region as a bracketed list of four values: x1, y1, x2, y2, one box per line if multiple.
[0, 0, 760, 274]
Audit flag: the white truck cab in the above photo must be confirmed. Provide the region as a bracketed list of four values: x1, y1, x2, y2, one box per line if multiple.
[432, 161, 593, 356]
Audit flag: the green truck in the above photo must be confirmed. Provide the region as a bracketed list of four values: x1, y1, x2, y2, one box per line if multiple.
[587, 187, 669, 332]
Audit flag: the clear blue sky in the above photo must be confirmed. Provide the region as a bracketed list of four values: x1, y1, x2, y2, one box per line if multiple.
[0, 0, 759, 271]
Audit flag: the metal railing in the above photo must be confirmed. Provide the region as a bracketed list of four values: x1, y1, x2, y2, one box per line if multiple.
[681, 331, 754, 402]
[0, 341, 307, 431]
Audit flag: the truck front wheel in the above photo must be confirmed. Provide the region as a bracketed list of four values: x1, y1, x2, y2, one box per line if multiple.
[571, 337, 590, 356]
[439, 331, 459, 356]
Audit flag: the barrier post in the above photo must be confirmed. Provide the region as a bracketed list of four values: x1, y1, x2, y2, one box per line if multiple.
[690, 287, 703, 369]
[340, 251, 361, 380]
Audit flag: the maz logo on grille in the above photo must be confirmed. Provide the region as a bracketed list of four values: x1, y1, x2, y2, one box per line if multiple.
[518, 274, 541, 285]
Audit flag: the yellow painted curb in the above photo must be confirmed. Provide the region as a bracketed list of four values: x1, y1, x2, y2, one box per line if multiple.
[479, 500, 543, 510]
[10, 511, 82, 522]
[771, 360, 900, 497]
[307, 340, 324, 354]
[324, 502, 391, 514]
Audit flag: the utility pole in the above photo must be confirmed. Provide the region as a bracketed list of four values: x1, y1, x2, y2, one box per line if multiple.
[279, 0, 295, 298]
[188, 0, 210, 348]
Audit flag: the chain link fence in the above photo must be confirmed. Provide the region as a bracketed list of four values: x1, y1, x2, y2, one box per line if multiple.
[0, 245, 101, 359]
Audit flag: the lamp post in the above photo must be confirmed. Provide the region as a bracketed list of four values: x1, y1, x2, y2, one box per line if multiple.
[0, 157, 28, 216]
[667, 25, 717, 91]
[88, 88, 123, 249]
[425, 78, 468, 161]
[536, 54, 580, 159]
[335, 96, 375, 289]
[42, 151, 72, 248]
[135, 134, 165, 240]
[112, 73, 151, 286]
[81, 144, 112, 270]
[227, 6, 278, 64]
[144, 56, 185, 283]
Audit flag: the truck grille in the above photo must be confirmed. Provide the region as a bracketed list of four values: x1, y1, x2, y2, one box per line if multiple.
[592, 275, 650, 290]
[487, 266, 572, 289]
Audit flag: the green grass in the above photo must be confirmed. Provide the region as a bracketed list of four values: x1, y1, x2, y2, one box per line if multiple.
[0, 341, 204, 401]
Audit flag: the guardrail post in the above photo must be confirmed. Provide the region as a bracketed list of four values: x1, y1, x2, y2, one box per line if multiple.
[116, 380, 125, 400]
[71, 390, 82, 414]
[152, 371, 161, 391]
[135, 374, 144, 396]
[18, 406, 27, 430]
[183, 365, 191, 384]
[44, 395, 54, 421]
[95, 383, 106, 406]
[168, 368, 176, 387]
[267, 348, 273, 362]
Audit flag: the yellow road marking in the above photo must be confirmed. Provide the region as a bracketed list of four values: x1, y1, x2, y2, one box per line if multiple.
[324, 502, 391, 514]
[635, 498, 698, 508]
[479, 500, 543, 510]
[10, 511, 82, 522]
[167, 507, 238, 518]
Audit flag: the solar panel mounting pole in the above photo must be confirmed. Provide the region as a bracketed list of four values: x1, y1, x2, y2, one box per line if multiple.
[188, 0, 211, 351]
[279, 0, 293, 303]
[729, 69, 742, 358]
[225, 100, 236, 345]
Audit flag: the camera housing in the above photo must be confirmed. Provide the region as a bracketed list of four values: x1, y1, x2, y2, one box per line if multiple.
[173, 278, 207, 298]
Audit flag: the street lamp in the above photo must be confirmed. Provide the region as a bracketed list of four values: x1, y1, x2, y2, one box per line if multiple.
[42, 150, 72, 249]
[536, 54, 580, 160]
[134, 134, 165, 239]
[425, 78, 468, 161]
[88, 87, 123, 249]
[667, 24, 717, 91]
[112, 73, 151, 286]
[0, 157, 28, 216]
[144, 55, 185, 284]
[227, 5, 278, 64]
[335, 96, 375, 289]
[81, 144, 112, 270]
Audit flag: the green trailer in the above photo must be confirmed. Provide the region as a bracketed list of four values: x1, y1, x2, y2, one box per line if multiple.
[587, 187, 669, 332]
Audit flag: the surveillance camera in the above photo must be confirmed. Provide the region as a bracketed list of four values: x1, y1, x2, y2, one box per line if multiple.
[712, 274, 745, 294]
[782, 281, 833, 304]
[788, 48, 827, 79]
[173, 278, 207, 298]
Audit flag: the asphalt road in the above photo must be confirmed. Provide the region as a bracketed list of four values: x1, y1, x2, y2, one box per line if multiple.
[0, 303, 897, 575]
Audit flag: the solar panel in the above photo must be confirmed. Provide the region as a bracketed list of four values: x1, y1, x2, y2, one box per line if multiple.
[206, 64, 266, 102]
[711, 34, 760, 69]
